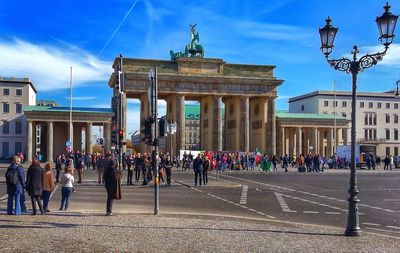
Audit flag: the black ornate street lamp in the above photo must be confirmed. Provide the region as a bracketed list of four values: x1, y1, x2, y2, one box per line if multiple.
[319, 2, 398, 237]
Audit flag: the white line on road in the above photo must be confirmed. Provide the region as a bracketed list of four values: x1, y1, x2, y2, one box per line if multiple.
[362, 222, 381, 226]
[384, 199, 400, 201]
[221, 174, 396, 213]
[0, 194, 8, 202]
[274, 192, 297, 213]
[325, 212, 341, 215]
[303, 211, 319, 214]
[365, 227, 400, 235]
[239, 185, 248, 205]
[386, 226, 400, 230]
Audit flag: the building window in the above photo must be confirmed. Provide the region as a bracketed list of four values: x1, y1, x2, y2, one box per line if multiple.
[364, 129, 368, 139]
[301, 105, 304, 111]
[2, 103, 9, 113]
[386, 147, 391, 156]
[16, 89, 22, 96]
[386, 103, 390, 109]
[368, 102, 373, 108]
[324, 101, 328, 107]
[394, 129, 399, 141]
[15, 121, 22, 134]
[395, 147, 399, 157]
[395, 103, 399, 109]
[364, 113, 368, 125]
[360, 102, 364, 108]
[333, 101, 338, 107]
[2, 121, 9, 134]
[3, 89, 9, 96]
[377, 102, 382, 108]
[2, 142, 9, 158]
[386, 114, 390, 123]
[15, 142, 22, 154]
[342, 101, 347, 107]
[395, 115, 399, 124]
[15, 103, 22, 114]
[386, 129, 390, 140]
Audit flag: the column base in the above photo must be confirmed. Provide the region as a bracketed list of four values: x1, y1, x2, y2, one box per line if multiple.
[344, 228, 361, 237]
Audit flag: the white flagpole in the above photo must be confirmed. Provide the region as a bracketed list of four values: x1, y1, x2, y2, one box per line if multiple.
[69, 67, 73, 150]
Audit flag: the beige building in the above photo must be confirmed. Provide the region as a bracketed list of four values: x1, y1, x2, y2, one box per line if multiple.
[289, 90, 400, 157]
[0, 77, 37, 159]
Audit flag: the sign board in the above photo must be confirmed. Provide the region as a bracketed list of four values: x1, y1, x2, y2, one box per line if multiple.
[167, 123, 177, 134]
[66, 147, 71, 152]
[96, 138, 103, 145]
[66, 141, 71, 147]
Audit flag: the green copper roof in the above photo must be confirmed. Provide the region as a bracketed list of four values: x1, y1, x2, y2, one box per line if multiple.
[185, 104, 200, 119]
[23, 106, 113, 114]
[276, 110, 347, 120]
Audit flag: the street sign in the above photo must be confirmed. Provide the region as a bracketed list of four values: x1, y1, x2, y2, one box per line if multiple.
[167, 123, 177, 134]
[66, 141, 71, 147]
[66, 147, 71, 152]
[96, 137, 103, 145]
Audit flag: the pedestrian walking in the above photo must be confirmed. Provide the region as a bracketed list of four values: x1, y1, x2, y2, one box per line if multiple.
[75, 152, 84, 183]
[42, 162, 55, 213]
[164, 155, 173, 187]
[193, 154, 203, 187]
[282, 154, 289, 172]
[26, 158, 45, 215]
[5, 156, 26, 215]
[59, 166, 74, 211]
[96, 155, 106, 184]
[135, 153, 143, 183]
[103, 154, 122, 216]
[55, 154, 63, 183]
[203, 156, 210, 185]
[126, 154, 134, 185]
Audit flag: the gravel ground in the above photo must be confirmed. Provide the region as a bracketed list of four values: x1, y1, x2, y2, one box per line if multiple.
[1, 213, 400, 253]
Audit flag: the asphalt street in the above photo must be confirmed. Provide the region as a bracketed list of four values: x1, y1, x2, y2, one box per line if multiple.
[1, 166, 399, 238]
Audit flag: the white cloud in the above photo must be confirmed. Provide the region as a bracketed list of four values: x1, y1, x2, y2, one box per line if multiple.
[0, 38, 112, 91]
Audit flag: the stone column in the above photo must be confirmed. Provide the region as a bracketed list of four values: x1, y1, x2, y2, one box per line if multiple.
[312, 128, 318, 154]
[213, 96, 223, 151]
[47, 122, 54, 162]
[327, 128, 333, 157]
[86, 122, 93, 154]
[343, 128, 349, 145]
[240, 96, 250, 152]
[292, 129, 297, 156]
[140, 93, 150, 153]
[222, 98, 227, 151]
[281, 127, 285, 156]
[268, 97, 276, 155]
[296, 127, 302, 155]
[176, 95, 185, 153]
[27, 121, 33, 162]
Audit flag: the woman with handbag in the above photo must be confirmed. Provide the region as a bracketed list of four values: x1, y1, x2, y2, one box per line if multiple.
[59, 166, 74, 211]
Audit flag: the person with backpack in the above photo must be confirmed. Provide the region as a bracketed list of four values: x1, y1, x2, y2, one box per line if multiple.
[26, 158, 45, 215]
[5, 156, 26, 215]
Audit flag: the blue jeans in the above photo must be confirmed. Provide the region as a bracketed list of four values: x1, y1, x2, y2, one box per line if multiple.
[60, 187, 73, 210]
[42, 190, 52, 210]
[7, 192, 21, 215]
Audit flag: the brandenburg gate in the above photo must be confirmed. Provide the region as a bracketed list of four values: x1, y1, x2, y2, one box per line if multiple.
[108, 26, 284, 154]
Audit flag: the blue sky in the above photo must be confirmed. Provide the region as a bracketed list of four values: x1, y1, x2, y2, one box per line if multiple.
[0, 0, 399, 133]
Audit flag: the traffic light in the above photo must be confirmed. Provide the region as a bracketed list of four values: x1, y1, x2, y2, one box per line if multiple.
[141, 117, 153, 145]
[159, 118, 166, 137]
[111, 130, 117, 145]
[118, 129, 124, 148]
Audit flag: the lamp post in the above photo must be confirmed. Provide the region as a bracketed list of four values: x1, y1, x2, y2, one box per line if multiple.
[396, 80, 400, 98]
[319, 2, 398, 237]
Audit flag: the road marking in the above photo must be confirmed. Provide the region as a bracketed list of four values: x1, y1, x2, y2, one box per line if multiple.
[50, 184, 60, 200]
[274, 192, 296, 213]
[239, 185, 248, 205]
[221, 174, 396, 213]
[384, 199, 400, 201]
[281, 193, 349, 213]
[386, 226, 400, 230]
[325, 212, 341, 215]
[362, 222, 381, 226]
[0, 194, 8, 202]
[303, 211, 319, 214]
[175, 180, 276, 220]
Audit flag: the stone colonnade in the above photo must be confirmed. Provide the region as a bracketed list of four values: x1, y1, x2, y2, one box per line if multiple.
[278, 126, 349, 157]
[26, 121, 112, 163]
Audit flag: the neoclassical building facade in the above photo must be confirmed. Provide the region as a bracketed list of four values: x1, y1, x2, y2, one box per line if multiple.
[109, 57, 284, 156]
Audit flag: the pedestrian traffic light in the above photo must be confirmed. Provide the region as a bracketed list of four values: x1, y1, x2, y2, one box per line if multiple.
[111, 130, 117, 145]
[118, 129, 124, 148]
[159, 118, 166, 137]
[141, 117, 153, 145]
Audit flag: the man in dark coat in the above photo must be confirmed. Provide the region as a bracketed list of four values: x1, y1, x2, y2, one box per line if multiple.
[193, 154, 203, 187]
[26, 158, 44, 215]
[103, 154, 122, 216]
[5, 156, 26, 215]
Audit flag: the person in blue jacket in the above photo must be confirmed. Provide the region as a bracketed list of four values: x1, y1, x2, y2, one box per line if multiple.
[5, 156, 26, 215]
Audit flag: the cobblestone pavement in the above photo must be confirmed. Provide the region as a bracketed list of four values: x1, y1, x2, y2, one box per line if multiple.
[1, 213, 400, 253]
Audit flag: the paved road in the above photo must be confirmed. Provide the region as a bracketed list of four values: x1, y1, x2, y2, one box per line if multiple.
[1, 166, 399, 238]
